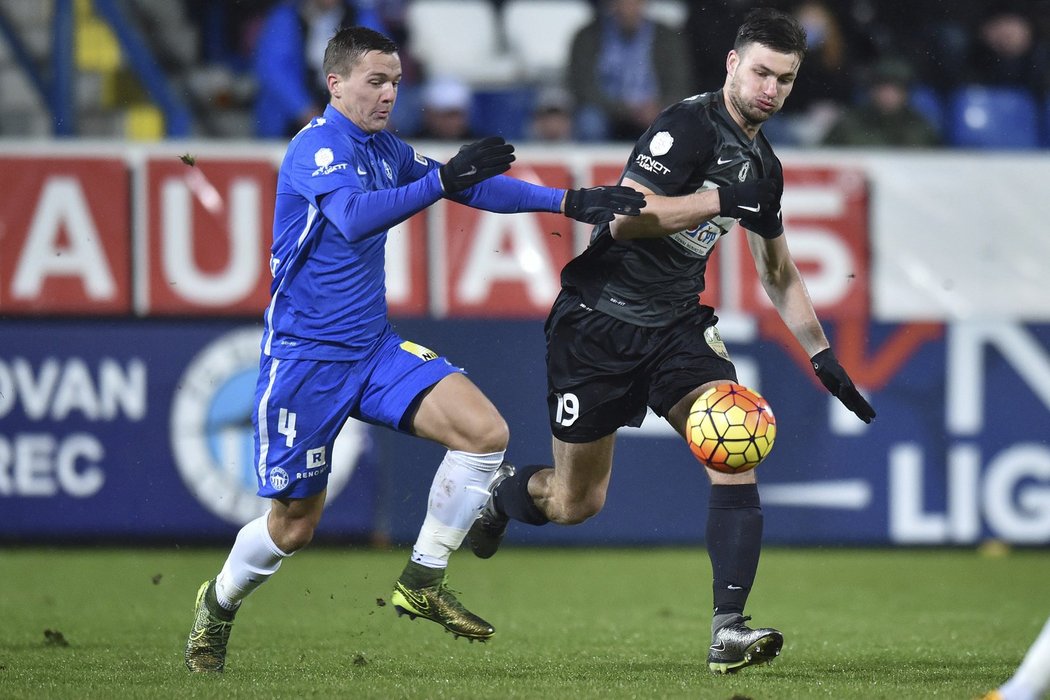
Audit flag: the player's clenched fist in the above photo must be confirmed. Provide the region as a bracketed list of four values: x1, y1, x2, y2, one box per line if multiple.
[563, 185, 647, 224]
[439, 136, 516, 193]
[717, 178, 778, 218]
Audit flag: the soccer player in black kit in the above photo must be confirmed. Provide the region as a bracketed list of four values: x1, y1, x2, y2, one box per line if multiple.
[468, 7, 876, 674]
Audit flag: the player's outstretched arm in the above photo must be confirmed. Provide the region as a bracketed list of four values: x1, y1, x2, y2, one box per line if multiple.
[811, 348, 876, 423]
[562, 185, 646, 224]
[439, 136, 515, 193]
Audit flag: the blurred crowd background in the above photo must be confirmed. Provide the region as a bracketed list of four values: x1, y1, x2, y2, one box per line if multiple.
[3, 0, 1050, 149]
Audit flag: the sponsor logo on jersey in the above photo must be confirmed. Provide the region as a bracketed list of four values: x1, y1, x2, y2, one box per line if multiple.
[649, 131, 674, 156]
[738, 161, 751, 182]
[312, 147, 348, 176]
[671, 220, 727, 257]
[635, 153, 671, 175]
[307, 446, 327, 468]
[269, 467, 289, 491]
[399, 340, 438, 361]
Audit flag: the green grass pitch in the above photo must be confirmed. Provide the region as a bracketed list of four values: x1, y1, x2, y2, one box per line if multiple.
[0, 545, 1043, 699]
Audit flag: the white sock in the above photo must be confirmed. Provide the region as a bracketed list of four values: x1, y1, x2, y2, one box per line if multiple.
[1000, 616, 1050, 700]
[411, 450, 504, 569]
[214, 512, 290, 610]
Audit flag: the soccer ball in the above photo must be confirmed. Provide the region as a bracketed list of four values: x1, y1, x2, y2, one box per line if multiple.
[686, 383, 776, 473]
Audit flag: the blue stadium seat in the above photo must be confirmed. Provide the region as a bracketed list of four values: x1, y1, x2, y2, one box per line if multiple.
[470, 87, 537, 140]
[1043, 96, 1050, 148]
[947, 85, 1039, 149]
[909, 84, 944, 136]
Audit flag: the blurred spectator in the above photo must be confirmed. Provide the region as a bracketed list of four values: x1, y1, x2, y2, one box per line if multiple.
[776, 0, 856, 145]
[527, 86, 575, 142]
[567, 0, 694, 141]
[822, 59, 940, 148]
[252, 0, 388, 138]
[965, 4, 1050, 97]
[685, 0, 757, 91]
[837, 0, 981, 90]
[416, 76, 476, 140]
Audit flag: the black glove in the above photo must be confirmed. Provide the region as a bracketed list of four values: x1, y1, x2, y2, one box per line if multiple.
[564, 185, 646, 224]
[811, 348, 876, 423]
[717, 178, 778, 218]
[439, 136, 515, 193]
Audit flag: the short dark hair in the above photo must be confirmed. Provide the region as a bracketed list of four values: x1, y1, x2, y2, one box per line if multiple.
[323, 26, 398, 77]
[734, 7, 808, 59]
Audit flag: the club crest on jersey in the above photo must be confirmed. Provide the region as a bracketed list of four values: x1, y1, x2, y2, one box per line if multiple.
[649, 131, 674, 156]
[269, 467, 289, 491]
[312, 147, 347, 176]
[738, 161, 751, 182]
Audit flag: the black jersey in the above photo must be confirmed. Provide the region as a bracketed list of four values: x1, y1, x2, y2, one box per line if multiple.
[561, 90, 785, 327]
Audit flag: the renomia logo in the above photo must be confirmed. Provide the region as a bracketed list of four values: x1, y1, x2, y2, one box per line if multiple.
[170, 327, 366, 525]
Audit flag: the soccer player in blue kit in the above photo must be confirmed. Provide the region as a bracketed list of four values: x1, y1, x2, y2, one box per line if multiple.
[184, 26, 645, 672]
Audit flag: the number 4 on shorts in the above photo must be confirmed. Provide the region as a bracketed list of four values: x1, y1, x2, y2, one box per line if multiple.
[278, 408, 297, 447]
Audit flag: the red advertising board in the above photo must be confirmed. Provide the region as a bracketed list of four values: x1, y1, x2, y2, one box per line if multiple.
[437, 163, 576, 317]
[385, 211, 429, 317]
[0, 156, 131, 314]
[0, 149, 871, 322]
[143, 157, 276, 316]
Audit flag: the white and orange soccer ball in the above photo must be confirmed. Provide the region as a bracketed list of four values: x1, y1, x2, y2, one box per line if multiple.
[686, 383, 777, 474]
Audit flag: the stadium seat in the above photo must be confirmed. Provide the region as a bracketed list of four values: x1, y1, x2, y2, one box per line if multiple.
[405, 0, 518, 84]
[1043, 96, 1050, 148]
[470, 86, 536, 140]
[502, 0, 593, 82]
[947, 85, 1040, 149]
[909, 84, 944, 136]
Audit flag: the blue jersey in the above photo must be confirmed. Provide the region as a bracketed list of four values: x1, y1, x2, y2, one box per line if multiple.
[262, 104, 565, 361]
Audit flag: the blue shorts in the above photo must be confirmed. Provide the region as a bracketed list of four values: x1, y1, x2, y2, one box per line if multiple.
[252, 327, 461, 499]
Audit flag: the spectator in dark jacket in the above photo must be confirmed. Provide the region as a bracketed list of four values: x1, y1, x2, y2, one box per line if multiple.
[822, 58, 940, 148]
[568, 0, 694, 141]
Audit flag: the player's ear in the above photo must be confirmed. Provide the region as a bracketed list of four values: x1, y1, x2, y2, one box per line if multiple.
[326, 73, 341, 99]
[726, 50, 739, 76]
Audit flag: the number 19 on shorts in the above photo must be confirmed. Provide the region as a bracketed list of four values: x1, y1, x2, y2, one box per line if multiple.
[555, 392, 580, 427]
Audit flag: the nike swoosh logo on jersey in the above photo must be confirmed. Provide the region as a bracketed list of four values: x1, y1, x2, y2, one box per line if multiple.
[356, 166, 368, 175]
[739, 204, 761, 213]
[717, 156, 733, 165]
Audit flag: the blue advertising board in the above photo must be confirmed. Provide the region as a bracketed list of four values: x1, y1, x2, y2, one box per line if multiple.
[2, 318, 1049, 546]
[0, 321, 378, 542]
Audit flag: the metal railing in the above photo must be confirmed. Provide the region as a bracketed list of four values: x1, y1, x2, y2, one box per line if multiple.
[0, 0, 191, 137]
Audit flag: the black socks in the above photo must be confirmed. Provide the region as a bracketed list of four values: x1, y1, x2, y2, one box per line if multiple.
[707, 483, 763, 619]
[493, 464, 551, 525]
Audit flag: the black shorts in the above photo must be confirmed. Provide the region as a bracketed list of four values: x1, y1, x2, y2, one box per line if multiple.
[544, 290, 737, 443]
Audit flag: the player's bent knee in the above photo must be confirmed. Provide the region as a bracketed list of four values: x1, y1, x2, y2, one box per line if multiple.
[470, 414, 510, 454]
[271, 517, 317, 553]
[554, 492, 605, 525]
